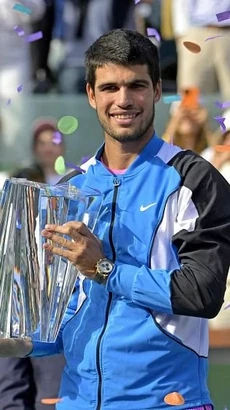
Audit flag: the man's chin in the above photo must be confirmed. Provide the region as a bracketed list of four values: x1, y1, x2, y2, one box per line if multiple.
[110, 133, 141, 143]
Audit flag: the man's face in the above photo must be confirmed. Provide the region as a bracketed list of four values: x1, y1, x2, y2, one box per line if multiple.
[86, 64, 161, 144]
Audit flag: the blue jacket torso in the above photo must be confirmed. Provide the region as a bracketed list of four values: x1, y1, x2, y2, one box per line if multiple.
[33, 136, 214, 410]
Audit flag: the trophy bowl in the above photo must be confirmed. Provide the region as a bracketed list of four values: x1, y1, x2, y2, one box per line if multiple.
[0, 178, 102, 342]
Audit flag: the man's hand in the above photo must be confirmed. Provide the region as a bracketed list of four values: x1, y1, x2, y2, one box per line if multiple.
[41, 222, 105, 280]
[0, 337, 33, 357]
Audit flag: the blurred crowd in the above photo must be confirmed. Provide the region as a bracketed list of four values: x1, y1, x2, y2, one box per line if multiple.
[0, 0, 229, 96]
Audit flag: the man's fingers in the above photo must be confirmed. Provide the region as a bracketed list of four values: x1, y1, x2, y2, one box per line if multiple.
[43, 243, 75, 262]
[44, 222, 92, 238]
[42, 231, 75, 247]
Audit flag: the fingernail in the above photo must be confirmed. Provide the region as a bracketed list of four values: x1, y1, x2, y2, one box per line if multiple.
[45, 224, 52, 229]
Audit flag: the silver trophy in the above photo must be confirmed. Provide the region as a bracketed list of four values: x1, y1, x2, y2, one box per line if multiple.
[0, 178, 102, 342]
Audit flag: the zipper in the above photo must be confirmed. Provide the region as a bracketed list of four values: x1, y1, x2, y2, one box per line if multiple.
[95, 177, 121, 410]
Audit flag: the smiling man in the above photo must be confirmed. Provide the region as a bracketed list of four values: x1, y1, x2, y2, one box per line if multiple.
[1, 29, 230, 410]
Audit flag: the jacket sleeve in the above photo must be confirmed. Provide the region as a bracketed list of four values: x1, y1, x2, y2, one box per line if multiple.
[107, 153, 230, 319]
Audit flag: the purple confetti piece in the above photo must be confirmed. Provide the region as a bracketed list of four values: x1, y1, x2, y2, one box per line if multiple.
[134, 0, 141, 3]
[215, 100, 230, 109]
[146, 27, 161, 43]
[25, 31, 43, 43]
[80, 155, 91, 165]
[214, 116, 227, 131]
[17, 84, 23, 93]
[13, 3, 32, 15]
[65, 162, 85, 173]
[224, 303, 230, 310]
[215, 101, 224, 109]
[14, 25, 25, 37]
[204, 35, 224, 42]
[222, 101, 230, 109]
[216, 10, 230, 22]
[52, 131, 62, 145]
[6, 99, 11, 106]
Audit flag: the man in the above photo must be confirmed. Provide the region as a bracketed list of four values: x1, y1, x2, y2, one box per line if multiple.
[1, 29, 230, 410]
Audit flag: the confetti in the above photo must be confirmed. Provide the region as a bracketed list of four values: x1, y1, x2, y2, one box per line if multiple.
[214, 116, 226, 131]
[147, 27, 161, 43]
[215, 101, 230, 109]
[25, 31, 43, 43]
[41, 398, 63, 405]
[54, 156, 66, 175]
[17, 84, 23, 93]
[164, 392, 185, 406]
[204, 35, 224, 42]
[65, 162, 85, 173]
[52, 131, 62, 145]
[134, 0, 141, 3]
[57, 116, 79, 135]
[13, 3, 32, 14]
[214, 145, 230, 152]
[224, 303, 230, 310]
[216, 10, 230, 22]
[80, 155, 91, 164]
[14, 25, 25, 37]
[183, 41, 201, 53]
[6, 99, 11, 106]
[163, 95, 181, 104]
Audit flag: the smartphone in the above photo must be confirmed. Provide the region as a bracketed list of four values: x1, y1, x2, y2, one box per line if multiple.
[181, 87, 200, 109]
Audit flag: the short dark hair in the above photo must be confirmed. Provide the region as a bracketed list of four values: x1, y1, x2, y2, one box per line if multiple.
[85, 29, 160, 90]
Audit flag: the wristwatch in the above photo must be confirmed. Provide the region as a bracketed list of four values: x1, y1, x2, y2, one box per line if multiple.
[94, 258, 114, 285]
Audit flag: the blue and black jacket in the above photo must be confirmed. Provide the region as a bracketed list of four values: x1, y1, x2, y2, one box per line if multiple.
[31, 135, 230, 410]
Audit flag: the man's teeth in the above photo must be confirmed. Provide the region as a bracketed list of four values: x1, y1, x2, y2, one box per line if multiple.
[113, 114, 137, 119]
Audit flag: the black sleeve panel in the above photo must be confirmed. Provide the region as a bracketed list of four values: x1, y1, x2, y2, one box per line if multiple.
[169, 151, 230, 318]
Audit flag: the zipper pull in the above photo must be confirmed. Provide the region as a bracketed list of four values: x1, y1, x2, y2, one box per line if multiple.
[113, 178, 121, 187]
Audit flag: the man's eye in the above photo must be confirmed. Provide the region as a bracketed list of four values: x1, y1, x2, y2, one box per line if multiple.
[131, 83, 145, 88]
[102, 86, 117, 91]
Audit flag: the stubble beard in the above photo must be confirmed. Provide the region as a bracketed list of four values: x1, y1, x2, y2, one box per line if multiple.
[97, 107, 155, 143]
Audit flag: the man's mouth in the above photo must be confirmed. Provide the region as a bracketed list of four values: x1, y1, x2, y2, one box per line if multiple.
[110, 112, 140, 120]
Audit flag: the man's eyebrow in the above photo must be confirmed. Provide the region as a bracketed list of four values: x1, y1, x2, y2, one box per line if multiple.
[97, 79, 150, 90]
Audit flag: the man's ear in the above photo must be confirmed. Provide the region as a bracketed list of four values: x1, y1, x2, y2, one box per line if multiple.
[86, 83, 96, 110]
[154, 80, 162, 103]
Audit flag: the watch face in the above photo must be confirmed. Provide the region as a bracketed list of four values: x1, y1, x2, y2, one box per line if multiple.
[98, 259, 114, 274]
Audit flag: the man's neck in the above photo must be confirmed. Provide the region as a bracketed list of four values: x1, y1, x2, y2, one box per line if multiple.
[102, 131, 154, 170]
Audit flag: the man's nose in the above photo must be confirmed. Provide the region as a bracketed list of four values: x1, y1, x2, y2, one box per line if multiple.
[117, 88, 133, 107]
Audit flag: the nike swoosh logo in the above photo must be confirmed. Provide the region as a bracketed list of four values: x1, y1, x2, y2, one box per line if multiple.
[140, 202, 157, 212]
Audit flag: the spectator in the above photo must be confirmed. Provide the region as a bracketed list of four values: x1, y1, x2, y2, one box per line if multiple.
[0, 119, 66, 410]
[202, 108, 230, 184]
[163, 102, 212, 154]
[171, 0, 230, 99]
[30, 0, 56, 93]
[0, 0, 46, 149]
[57, 0, 136, 93]
[0, 0, 46, 97]
[13, 118, 65, 184]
